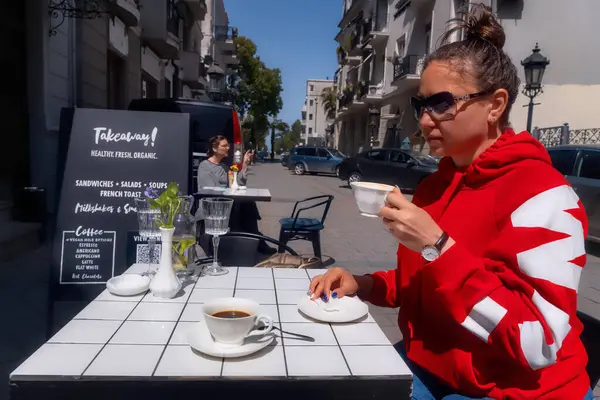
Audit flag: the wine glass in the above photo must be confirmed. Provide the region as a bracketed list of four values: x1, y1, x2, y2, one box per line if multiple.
[134, 198, 161, 274]
[201, 197, 234, 276]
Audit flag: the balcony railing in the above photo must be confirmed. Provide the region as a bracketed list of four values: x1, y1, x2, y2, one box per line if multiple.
[356, 81, 369, 99]
[338, 90, 355, 108]
[207, 89, 234, 104]
[215, 25, 238, 41]
[393, 55, 424, 81]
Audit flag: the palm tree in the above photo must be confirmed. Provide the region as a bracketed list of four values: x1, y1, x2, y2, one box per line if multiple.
[321, 86, 337, 121]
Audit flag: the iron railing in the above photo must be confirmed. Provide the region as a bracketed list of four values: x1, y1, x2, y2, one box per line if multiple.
[534, 124, 600, 147]
[393, 55, 424, 81]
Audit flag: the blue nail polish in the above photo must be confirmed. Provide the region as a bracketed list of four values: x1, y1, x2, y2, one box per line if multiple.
[306, 290, 312, 295]
[332, 292, 338, 298]
[322, 294, 328, 302]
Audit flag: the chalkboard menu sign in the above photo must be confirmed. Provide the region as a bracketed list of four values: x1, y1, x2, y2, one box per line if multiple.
[51, 108, 190, 300]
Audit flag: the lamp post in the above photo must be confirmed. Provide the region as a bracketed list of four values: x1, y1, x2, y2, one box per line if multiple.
[521, 43, 550, 133]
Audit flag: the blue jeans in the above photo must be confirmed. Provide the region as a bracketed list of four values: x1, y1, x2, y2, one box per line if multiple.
[394, 342, 594, 400]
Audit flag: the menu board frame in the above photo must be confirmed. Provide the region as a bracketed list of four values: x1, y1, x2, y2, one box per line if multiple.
[50, 107, 190, 301]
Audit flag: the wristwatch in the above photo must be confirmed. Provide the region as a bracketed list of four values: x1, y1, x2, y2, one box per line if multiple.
[421, 231, 449, 262]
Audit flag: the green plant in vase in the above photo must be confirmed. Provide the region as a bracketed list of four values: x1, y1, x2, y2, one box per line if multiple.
[146, 182, 195, 271]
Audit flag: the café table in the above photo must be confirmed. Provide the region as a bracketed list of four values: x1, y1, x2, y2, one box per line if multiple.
[9, 266, 412, 400]
[195, 187, 272, 202]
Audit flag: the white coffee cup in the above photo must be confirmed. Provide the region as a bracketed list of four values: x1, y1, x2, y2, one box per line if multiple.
[203, 297, 274, 346]
[350, 181, 395, 217]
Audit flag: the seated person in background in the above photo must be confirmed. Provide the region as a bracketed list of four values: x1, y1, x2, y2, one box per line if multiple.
[196, 135, 276, 255]
[196, 135, 249, 188]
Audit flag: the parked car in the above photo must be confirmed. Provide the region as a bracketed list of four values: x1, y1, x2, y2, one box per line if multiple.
[337, 148, 439, 190]
[280, 151, 290, 166]
[128, 98, 243, 193]
[547, 145, 600, 242]
[287, 146, 346, 175]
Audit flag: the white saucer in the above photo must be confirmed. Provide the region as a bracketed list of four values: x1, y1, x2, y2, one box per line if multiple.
[187, 321, 276, 358]
[297, 295, 369, 323]
[106, 274, 150, 296]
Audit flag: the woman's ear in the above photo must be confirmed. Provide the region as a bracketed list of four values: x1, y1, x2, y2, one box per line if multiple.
[488, 88, 508, 125]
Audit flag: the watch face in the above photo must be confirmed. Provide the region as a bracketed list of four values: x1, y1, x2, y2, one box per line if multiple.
[422, 246, 440, 262]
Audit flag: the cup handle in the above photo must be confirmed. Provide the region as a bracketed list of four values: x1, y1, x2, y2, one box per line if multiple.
[246, 315, 273, 338]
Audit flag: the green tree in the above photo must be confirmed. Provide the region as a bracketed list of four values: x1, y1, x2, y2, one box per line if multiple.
[269, 118, 289, 159]
[320, 86, 337, 121]
[233, 36, 284, 150]
[274, 119, 303, 152]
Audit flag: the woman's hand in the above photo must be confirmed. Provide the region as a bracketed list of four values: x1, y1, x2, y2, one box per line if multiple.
[380, 187, 451, 253]
[243, 150, 253, 165]
[308, 267, 359, 301]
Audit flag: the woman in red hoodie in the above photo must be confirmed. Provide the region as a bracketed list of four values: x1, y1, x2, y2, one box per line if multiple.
[309, 4, 593, 400]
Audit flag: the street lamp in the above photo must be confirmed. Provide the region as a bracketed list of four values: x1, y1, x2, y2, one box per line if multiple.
[521, 43, 550, 133]
[368, 106, 380, 147]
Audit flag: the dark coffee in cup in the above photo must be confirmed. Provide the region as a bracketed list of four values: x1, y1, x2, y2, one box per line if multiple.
[212, 310, 251, 319]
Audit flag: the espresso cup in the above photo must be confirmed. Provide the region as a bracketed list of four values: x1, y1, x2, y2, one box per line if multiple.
[350, 181, 395, 217]
[203, 297, 274, 346]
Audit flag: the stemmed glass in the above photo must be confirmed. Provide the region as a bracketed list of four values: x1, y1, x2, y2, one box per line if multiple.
[134, 198, 161, 274]
[201, 197, 234, 276]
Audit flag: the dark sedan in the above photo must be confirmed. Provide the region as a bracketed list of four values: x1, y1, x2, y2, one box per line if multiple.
[337, 148, 439, 190]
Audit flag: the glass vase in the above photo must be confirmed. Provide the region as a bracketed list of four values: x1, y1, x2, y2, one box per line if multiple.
[172, 195, 197, 277]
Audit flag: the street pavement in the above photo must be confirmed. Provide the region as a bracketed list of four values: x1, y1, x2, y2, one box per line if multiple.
[1, 161, 599, 399]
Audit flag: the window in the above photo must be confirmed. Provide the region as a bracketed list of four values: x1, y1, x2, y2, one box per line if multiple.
[164, 78, 172, 98]
[310, 84, 314, 92]
[310, 99, 314, 106]
[548, 149, 577, 176]
[424, 23, 432, 55]
[309, 127, 313, 134]
[454, 0, 469, 41]
[317, 148, 329, 158]
[391, 151, 408, 163]
[107, 50, 125, 109]
[578, 150, 600, 180]
[365, 150, 387, 161]
[304, 147, 317, 157]
[141, 73, 158, 99]
[396, 36, 406, 59]
[309, 114, 313, 120]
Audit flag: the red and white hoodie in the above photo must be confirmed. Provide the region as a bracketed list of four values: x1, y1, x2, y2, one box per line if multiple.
[362, 130, 590, 399]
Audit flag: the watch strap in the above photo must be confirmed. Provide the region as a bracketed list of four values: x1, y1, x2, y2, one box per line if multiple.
[434, 231, 449, 252]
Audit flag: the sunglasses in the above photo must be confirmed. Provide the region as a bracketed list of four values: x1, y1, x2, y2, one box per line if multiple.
[410, 89, 493, 121]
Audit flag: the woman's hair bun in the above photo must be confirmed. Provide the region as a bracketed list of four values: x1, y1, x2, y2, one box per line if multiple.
[457, 3, 506, 49]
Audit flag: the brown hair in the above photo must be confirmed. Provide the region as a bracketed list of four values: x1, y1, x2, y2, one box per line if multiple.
[207, 135, 228, 157]
[425, 3, 520, 128]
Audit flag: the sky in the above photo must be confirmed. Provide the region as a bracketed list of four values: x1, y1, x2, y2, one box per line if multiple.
[224, 0, 341, 128]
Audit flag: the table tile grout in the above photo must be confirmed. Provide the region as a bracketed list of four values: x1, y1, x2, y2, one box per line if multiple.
[80, 292, 146, 376]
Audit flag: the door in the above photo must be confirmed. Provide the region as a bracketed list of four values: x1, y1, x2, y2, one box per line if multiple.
[358, 149, 389, 182]
[571, 150, 600, 240]
[315, 148, 336, 173]
[302, 147, 319, 171]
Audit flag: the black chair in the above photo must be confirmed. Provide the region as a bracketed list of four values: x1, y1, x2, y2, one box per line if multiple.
[277, 195, 334, 259]
[198, 232, 298, 267]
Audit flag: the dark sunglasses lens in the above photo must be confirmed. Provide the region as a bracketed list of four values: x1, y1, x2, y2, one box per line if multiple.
[427, 92, 456, 120]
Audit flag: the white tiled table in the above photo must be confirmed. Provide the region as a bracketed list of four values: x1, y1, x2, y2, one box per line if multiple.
[10, 267, 412, 400]
[195, 188, 272, 202]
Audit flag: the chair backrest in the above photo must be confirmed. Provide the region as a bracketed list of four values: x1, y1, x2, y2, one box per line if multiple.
[201, 232, 299, 267]
[291, 195, 334, 226]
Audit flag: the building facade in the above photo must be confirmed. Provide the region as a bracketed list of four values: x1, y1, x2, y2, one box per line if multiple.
[334, 0, 600, 155]
[3, 0, 238, 213]
[301, 79, 335, 146]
